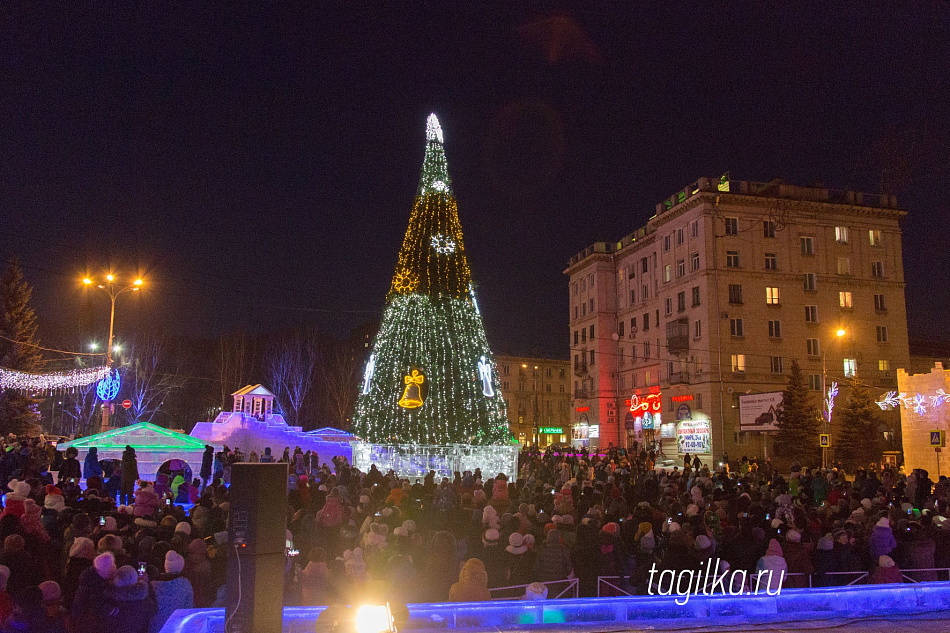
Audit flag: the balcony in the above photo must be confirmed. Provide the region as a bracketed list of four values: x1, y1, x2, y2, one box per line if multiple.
[669, 371, 690, 385]
[666, 318, 690, 354]
[574, 389, 590, 400]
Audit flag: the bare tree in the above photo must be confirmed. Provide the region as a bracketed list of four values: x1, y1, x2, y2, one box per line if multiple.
[266, 326, 320, 428]
[124, 338, 188, 425]
[215, 330, 259, 408]
[61, 378, 99, 438]
[318, 338, 360, 429]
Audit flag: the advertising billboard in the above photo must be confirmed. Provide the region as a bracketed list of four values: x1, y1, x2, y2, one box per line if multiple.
[739, 391, 783, 432]
[676, 420, 711, 453]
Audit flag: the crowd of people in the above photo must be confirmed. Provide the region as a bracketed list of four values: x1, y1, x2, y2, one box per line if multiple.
[0, 434, 949, 631]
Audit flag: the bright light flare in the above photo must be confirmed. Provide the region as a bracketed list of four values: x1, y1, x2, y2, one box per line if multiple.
[836, 329, 846, 337]
[82, 278, 92, 285]
[355, 604, 395, 633]
[133, 279, 143, 285]
[106, 274, 114, 282]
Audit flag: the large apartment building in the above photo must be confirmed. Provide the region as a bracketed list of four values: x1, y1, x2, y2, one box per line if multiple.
[495, 355, 571, 447]
[564, 177, 909, 464]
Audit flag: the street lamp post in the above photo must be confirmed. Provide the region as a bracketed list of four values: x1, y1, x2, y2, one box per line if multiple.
[821, 328, 847, 469]
[83, 274, 143, 432]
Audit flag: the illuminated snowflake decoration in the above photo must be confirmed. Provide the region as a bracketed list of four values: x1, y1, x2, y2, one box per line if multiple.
[931, 389, 949, 408]
[876, 391, 902, 411]
[912, 393, 928, 416]
[392, 269, 418, 294]
[824, 381, 839, 422]
[96, 369, 121, 402]
[432, 180, 448, 192]
[430, 234, 456, 255]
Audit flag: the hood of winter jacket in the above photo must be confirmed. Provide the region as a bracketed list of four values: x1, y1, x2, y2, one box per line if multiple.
[105, 579, 150, 602]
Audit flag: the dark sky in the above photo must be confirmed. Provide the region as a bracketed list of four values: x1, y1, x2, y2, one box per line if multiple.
[2, 4, 949, 360]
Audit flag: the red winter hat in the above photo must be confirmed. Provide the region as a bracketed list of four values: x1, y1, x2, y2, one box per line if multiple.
[602, 522, 619, 535]
[45, 485, 62, 496]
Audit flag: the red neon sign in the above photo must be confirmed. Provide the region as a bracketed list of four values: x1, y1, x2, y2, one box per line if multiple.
[629, 392, 662, 413]
[575, 406, 590, 412]
[671, 395, 694, 403]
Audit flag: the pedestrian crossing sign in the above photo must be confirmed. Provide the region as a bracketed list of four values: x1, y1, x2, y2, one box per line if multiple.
[819, 434, 831, 448]
[930, 430, 945, 448]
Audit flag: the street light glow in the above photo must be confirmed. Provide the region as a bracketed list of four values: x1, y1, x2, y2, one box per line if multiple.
[836, 329, 846, 337]
[89, 342, 98, 350]
[106, 273, 114, 282]
[133, 279, 143, 285]
[83, 278, 92, 285]
[113, 345, 121, 352]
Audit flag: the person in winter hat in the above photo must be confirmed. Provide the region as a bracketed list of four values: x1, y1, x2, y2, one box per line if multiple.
[871, 555, 902, 584]
[134, 480, 161, 518]
[120, 446, 139, 506]
[69, 552, 117, 628]
[524, 582, 548, 600]
[755, 538, 787, 591]
[100, 565, 158, 633]
[299, 547, 331, 606]
[449, 558, 491, 602]
[2, 480, 31, 518]
[44, 484, 66, 512]
[0, 565, 13, 624]
[83, 447, 104, 481]
[40, 580, 66, 625]
[533, 529, 573, 582]
[148, 551, 194, 633]
[869, 516, 897, 560]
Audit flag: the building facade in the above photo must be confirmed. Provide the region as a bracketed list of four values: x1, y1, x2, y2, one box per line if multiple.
[495, 355, 571, 447]
[565, 177, 909, 464]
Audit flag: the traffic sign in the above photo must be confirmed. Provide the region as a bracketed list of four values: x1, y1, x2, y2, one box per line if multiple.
[122, 399, 132, 410]
[819, 434, 831, 448]
[930, 430, 946, 447]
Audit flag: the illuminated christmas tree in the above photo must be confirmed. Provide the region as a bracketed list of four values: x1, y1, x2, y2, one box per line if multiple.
[352, 114, 510, 445]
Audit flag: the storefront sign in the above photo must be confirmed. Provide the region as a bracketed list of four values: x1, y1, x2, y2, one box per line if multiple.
[589, 425, 600, 438]
[660, 423, 676, 439]
[540, 427, 563, 434]
[629, 392, 662, 413]
[676, 403, 692, 421]
[677, 420, 711, 454]
[671, 395, 694, 403]
[575, 406, 590, 412]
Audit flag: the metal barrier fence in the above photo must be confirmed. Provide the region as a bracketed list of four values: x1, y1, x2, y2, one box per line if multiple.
[598, 568, 950, 596]
[488, 578, 578, 600]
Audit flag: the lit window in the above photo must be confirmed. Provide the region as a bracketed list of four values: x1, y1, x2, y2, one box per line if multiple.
[664, 264, 671, 282]
[879, 360, 890, 372]
[766, 287, 780, 305]
[731, 354, 746, 372]
[837, 257, 850, 275]
[839, 291, 853, 308]
[725, 217, 739, 235]
[835, 226, 849, 243]
[843, 358, 857, 377]
[869, 229, 882, 246]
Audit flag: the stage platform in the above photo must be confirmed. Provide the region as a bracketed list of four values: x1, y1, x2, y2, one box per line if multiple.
[161, 582, 950, 633]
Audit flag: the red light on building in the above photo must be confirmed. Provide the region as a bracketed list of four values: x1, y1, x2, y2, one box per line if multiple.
[630, 392, 661, 413]
[576, 406, 590, 412]
[671, 395, 694, 403]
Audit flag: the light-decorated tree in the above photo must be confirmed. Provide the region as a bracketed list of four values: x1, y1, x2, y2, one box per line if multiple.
[352, 114, 510, 445]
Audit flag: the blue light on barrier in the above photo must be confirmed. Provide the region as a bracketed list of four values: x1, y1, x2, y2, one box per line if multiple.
[96, 369, 120, 402]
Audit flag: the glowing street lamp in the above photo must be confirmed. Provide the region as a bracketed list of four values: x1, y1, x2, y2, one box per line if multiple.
[82, 272, 145, 431]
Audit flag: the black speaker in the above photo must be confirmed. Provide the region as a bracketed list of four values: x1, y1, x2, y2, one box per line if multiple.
[226, 463, 288, 633]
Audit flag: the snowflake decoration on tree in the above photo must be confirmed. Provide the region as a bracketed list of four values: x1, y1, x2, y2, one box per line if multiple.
[391, 269, 418, 294]
[430, 234, 457, 255]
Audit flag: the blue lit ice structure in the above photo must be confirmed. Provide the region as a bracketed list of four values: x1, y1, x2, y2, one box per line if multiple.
[159, 582, 950, 633]
[96, 368, 120, 402]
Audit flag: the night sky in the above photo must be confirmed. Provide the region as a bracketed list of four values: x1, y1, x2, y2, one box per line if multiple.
[2, 5, 949, 360]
